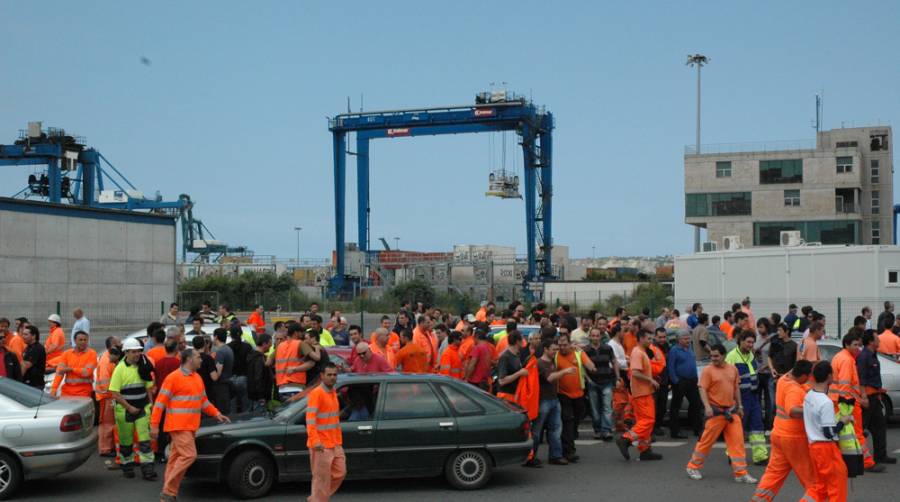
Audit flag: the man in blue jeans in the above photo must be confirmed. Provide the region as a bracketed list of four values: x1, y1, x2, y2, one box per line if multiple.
[585, 327, 619, 440]
[526, 339, 575, 467]
[668, 330, 702, 438]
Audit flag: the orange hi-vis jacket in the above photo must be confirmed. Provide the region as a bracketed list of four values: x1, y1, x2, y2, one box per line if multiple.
[151, 368, 219, 433]
[275, 339, 305, 386]
[4, 332, 25, 364]
[515, 355, 540, 421]
[438, 345, 464, 380]
[649, 344, 667, 379]
[772, 376, 807, 437]
[830, 349, 861, 404]
[306, 384, 342, 449]
[45, 326, 66, 369]
[412, 326, 438, 370]
[50, 348, 98, 397]
[95, 351, 115, 401]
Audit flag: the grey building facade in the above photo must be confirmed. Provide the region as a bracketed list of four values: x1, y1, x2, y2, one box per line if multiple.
[684, 126, 893, 249]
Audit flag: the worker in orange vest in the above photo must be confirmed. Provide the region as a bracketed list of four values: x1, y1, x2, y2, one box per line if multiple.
[0, 317, 25, 364]
[412, 315, 438, 371]
[50, 331, 98, 397]
[306, 362, 346, 502]
[44, 314, 67, 370]
[804, 361, 851, 502]
[96, 342, 123, 457]
[438, 331, 464, 380]
[616, 330, 663, 462]
[685, 343, 757, 483]
[275, 322, 316, 401]
[395, 329, 429, 373]
[246, 304, 266, 335]
[830, 331, 883, 472]
[750, 360, 818, 501]
[369, 328, 397, 368]
[151, 348, 229, 502]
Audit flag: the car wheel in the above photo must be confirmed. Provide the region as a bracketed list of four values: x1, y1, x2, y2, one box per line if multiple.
[445, 449, 492, 490]
[0, 451, 22, 501]
[226, 450, 275, 499]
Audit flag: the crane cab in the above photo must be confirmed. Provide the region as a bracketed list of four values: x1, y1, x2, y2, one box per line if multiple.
[485, 169, 521, 199]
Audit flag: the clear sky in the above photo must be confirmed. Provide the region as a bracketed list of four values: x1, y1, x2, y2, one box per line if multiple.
[2, 1, 898, 261]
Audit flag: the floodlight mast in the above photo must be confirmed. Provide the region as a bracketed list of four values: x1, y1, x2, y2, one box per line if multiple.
[686, 54, 709, 252]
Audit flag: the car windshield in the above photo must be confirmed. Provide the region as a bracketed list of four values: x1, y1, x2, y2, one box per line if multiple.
[0, 376, 57, 407]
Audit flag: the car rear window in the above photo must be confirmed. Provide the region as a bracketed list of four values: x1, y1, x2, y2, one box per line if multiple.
[0, 377, 56, 407]
[436, 384, 484, 416]
[381, 382, 447, 420]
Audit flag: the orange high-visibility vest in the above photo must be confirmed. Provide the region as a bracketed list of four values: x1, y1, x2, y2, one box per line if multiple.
[413, 326, 438, 370]
[438, 345, 464, 380]
[50, 348, 98, 397]
[649, 344, 666, 378]
[306, 384, 342, 448]
[830, 349, 860, 403]
[151, 368, 219, 432]
[45, 326, 66, 369]
[515, 355, 540, 421]
[4, 332, 25, 364]
[95, 351, 115, 401]
[275, 339, 305, 386]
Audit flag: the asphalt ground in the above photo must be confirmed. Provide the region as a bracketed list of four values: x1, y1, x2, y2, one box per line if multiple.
[15, 424, 900, 501]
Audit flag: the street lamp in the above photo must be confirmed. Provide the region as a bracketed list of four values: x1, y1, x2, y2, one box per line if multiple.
[686, 53, 709, 252]
[294, 226, 302, 265]
[393, 237, 400, 250]
[592, 245, 596, 260]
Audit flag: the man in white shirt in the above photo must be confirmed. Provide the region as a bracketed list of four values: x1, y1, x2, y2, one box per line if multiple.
[608, 325, 630, 433]
[71, 308, 90, 347]
[804, 361, 852, 502]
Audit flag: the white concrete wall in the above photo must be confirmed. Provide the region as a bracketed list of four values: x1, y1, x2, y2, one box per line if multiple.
[541, 281, 647, 310]
[0, 203, 176, 328]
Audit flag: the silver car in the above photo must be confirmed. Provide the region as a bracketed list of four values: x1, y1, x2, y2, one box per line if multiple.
[0, 377, 96, 500]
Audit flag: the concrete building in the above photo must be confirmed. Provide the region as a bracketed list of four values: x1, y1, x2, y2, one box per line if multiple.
[0, 197, 176, 327]
[685, 126, 893, 249]
[674, 245, 900, 336]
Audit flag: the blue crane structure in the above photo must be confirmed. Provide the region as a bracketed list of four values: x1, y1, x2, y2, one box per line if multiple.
[328, 92, 554, 296]
[0, 123, 249, 262]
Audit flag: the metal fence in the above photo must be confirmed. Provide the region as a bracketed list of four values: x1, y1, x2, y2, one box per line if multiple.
[0, 301, 166, 334]
[674, 297, 886, 339]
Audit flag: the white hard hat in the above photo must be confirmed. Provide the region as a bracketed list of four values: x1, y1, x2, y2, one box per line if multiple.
[47, 314, 62, 324]
[122, 338, 143, 351]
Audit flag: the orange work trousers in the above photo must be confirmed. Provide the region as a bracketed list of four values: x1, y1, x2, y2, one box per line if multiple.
[309, 445, 346, 502]
[163, 431, 197, 497]
[687, 415, 748, 477]
[98, 398, 115, 455]
[613, 380, 633, 432]
[751, 433, 818, 501]
[496, 392, 516, 403]
[808, 442, 847, 502]
[852, 404, 875, 468]
[622, 395, 654, 453]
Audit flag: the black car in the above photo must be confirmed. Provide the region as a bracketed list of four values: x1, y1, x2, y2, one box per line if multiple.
[188, 373, 533, 498]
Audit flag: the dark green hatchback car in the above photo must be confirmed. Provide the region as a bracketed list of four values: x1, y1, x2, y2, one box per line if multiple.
[187, 373, 533, 498]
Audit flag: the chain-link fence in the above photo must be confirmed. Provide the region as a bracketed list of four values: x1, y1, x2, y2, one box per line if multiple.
[0, 301, 166, 334]
[674, 297, 887, 339]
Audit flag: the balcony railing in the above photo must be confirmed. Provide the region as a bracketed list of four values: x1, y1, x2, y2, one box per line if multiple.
[835, 199, 857, 214]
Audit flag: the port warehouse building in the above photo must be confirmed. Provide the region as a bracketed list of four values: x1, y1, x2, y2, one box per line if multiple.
[675, 244, 900, 337]
[0, 197, 176, 326]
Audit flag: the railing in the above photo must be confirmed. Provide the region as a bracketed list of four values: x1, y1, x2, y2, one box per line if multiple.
[835, 199, 857, 214]
[685, 139, 816, 155]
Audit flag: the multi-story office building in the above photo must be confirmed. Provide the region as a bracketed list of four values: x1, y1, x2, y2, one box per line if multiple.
[685, 126, 892, 249]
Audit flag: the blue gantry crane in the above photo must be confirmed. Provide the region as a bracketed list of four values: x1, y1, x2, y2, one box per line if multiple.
[0, 122, 249, 262]
[328, 91, 554, 296]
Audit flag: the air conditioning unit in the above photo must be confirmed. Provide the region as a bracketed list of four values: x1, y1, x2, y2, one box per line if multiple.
[702, 241, 718, 252]
[723, 235, 742, 250]
[780, 231, 803, 247]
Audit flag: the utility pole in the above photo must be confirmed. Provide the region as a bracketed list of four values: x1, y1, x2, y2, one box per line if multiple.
[294, 226, 302, 266]
[686, 54, 709, 253]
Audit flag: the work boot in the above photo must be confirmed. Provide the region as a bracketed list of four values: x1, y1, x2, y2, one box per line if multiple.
[522, 458, 543, 468]
[639, 450, 663, 461]
[734, 474, 758, 484]
[565, 454, 580, 463]
[122, 464, 135, 479]
[865, 463, 886, 473]
[141, 463, 158, 481]
[615, 436, 631, 460]
[685, 468, 702, 480]
[548, 457, 569, 465]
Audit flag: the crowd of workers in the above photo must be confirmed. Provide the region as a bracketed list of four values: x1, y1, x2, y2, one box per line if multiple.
[1, 296, 899, 501]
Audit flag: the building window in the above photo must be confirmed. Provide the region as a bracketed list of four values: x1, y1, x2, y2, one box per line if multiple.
[753, 220, 859, 246]
[871, 159, 880, 183]
[686, 192, 752, 217]
[715, 161, 732, 178]
[784, 190, 800, 207]
[760, 159, 803, 184]
[872, 190, 880, 214]
[836, 141, 858, 148]
[836, 156, 853, 173]
[887, 269, 899, 287]
[872, 222, 880, 244]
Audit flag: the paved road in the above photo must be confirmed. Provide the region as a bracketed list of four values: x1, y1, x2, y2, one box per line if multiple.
[16, 425, 900, 501]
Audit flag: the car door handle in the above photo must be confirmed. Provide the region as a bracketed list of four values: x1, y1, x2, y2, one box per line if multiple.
[357, 425, 373, 434]
[438, 421, 455, 428]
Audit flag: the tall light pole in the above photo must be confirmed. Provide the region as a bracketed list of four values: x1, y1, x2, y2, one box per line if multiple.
[686, 53, 709, 253]
[393, 236, 400, 251]
[294, 226, 302, 266]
